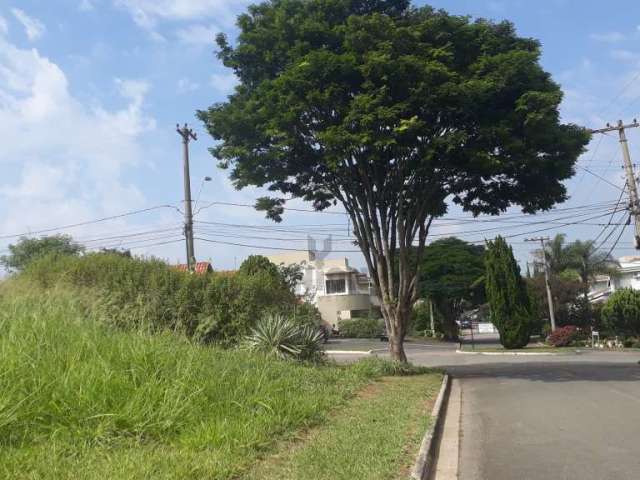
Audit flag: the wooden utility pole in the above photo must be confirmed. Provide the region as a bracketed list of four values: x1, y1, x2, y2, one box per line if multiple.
[590, 119, 640, 248]
[177, 123, 197, 271]
[525, 236, 556, 332]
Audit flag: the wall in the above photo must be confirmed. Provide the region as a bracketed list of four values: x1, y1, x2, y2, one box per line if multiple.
[316, 293, 373, 327]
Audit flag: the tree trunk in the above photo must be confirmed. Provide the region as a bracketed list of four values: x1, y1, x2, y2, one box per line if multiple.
[441, 317, 459, 341]
[389, 334, 407, 363]
[383, 302, 409, 363]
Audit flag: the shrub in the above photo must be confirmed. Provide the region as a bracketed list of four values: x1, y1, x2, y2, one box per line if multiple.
[547, 325, 578, 347]
[243, 314, 325, 361]
[601, 288, 640, 337]
[19, 252, 296, 344]
[338, 317, 384, 338]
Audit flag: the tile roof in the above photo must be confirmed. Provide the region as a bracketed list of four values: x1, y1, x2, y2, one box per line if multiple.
[174, 262, 213, 274]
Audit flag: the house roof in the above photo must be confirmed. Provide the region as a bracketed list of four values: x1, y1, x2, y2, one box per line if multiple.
[323, 266, 357, 275]
[174, 262, 213, 274]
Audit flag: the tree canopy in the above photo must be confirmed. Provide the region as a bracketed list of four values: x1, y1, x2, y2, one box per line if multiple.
[418, 237, 485, 339]
[199, 0, 589, 361]
[1, 235, 84, 272]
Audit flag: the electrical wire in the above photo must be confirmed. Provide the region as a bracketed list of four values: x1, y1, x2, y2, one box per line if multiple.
[0, 205, 180, 240]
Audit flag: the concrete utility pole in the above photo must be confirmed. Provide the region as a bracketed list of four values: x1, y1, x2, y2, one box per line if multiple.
[177, 123, 197, 271]
[525, 236, 556, 332]
[590, 119, 640, 248]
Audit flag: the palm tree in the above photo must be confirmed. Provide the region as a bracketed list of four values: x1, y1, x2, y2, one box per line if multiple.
[564, 240, 618, 293]
[537, 234, 569, 275]
[538, 235, 617, 289]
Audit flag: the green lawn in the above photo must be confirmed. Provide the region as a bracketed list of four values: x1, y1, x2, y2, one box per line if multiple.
[0, 291, 431, 479]
[247, 374, 442, 480]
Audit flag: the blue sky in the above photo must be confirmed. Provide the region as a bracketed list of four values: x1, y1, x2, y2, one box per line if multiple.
[1, 0, 640, 271]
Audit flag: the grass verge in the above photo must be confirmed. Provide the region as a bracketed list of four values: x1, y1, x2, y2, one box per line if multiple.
[247, 373, 443, 480]
[0, 290, 432, 479]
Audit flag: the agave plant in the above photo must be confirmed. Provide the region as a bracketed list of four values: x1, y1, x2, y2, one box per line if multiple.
[244, 314, 325, 361]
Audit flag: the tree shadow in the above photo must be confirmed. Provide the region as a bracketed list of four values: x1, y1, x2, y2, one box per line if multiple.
[445, 361, 640, 383]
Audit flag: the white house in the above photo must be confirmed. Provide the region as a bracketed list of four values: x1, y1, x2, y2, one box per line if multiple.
[588, 256, 640, 303]
[267, 250, 380, 327]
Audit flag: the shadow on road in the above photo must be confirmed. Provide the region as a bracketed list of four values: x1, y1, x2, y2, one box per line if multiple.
[446, 362, 640, 383]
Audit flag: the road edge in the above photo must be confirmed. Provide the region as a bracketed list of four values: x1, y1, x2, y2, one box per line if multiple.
[410, 373, 451, 480]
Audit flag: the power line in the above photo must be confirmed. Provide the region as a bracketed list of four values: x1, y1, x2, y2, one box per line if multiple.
[0, 205, 180, 240]
[592, 186, 628, 244]
[600, 218, 630, 262]
[576, 165, 625, 191]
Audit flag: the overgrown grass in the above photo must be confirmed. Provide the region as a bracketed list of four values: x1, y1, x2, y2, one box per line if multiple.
[249, 374, 443, 480]
[0, 291, 426, 479]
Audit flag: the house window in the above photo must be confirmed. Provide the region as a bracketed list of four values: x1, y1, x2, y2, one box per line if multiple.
[326, 278, 346, 294]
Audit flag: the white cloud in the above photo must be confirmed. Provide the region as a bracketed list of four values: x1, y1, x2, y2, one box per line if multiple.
[610, 49, 640, 64]
[0, 15, 8, 36]
[210, 72, 238, 95]
[589, 31, 624, 43]
[0, 36, 157, 247]
[11, 8, 46, 41]
[79, 0, 96, 11]
[115, 0, 249, 26]
[177, 77, 199, 94]
[176, 24, 218, 46]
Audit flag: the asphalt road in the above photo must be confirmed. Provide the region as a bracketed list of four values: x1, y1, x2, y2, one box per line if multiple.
[329, 339, 640, 479]
[454, 362, 640, 480]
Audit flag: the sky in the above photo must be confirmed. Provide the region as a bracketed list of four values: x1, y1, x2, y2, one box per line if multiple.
[1, 0, 640, 273]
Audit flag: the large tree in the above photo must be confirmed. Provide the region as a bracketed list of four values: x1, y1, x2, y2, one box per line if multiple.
[0, 235, 84, 272]
[199, 0, 589, 361]
[418, 237, 485, 340]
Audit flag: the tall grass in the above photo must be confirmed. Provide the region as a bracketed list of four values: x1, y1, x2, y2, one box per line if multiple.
[0, 291, 379, 479]
[17, 252, 296, 344]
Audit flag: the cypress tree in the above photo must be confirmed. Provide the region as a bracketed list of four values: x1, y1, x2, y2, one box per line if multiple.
[485, 236, 532, 349]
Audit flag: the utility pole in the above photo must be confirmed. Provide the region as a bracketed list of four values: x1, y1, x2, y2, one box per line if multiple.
[177, 123, 197, 271]
[525, 236, 556, 332]
[429, 299, 435, 335]
[591, 119, 640, 248]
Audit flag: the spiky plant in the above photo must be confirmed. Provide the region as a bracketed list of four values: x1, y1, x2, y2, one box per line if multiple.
[244, 314, 325, 361]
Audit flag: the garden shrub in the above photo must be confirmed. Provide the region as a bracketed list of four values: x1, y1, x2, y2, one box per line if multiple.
[547, 325, 578, 347]
[601, 288, 640, 337]
[338, 317, 384, 338]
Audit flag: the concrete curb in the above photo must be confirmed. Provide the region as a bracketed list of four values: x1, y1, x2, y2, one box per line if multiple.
[411, 373, 451, 480]
[455, 349, 558, 356]
[324, 350, 372, 355]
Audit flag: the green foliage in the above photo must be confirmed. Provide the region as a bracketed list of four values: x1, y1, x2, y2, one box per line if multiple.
[238, 254, 280, 278]
[485, 236, 532, 348]
[0, 290, 401, 479]
[0, 234, 84, 272]
[527, 274, 587, 328]
[347, 356, 433, 377]
[418, 238, 485, 339]
[278, 262, 304, 292]
[243, 314, 325, 361]
[199, 0, 589, 360]
[338, 317, 384, 338]
[19, 252, 295, 344]
[601, 288, 640, 337]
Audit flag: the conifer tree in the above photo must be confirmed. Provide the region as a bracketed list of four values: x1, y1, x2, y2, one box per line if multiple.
[485, 236, 531, 348]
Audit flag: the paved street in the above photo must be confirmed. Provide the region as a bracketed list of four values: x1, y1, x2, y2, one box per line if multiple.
[329, 340, 640, 479]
